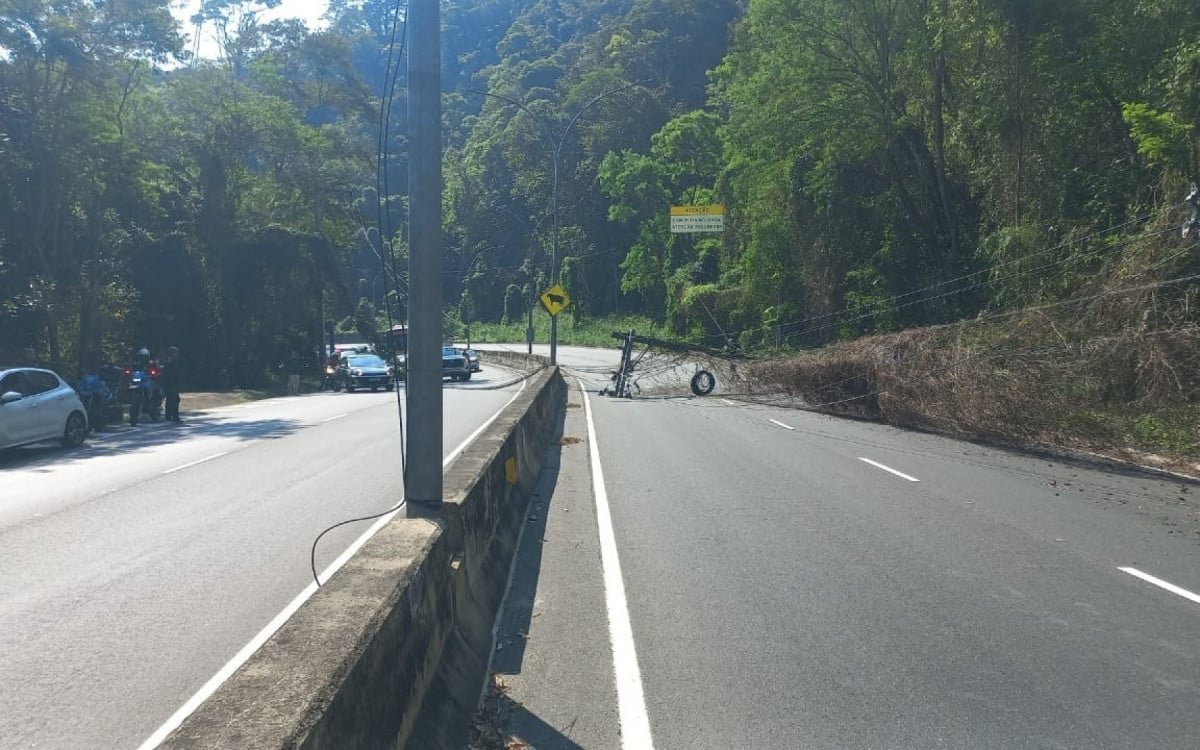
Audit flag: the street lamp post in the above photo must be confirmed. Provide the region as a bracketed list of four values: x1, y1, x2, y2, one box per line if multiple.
[471, 80, 647, 365]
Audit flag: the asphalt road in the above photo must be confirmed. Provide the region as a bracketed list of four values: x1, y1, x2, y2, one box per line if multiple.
[494, 347, 1200, 749]
[0, 370, 524, 749]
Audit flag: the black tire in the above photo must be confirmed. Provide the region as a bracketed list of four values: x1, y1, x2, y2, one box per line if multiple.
[370, 386, 379, 392]
[385, 383, 395, 392]
[62, 412, 87, 447]
[462, 372, 471, 382]
[129, 394, 141, 426]
[346, 384, 356, 393]
[690, 370, 716, 396]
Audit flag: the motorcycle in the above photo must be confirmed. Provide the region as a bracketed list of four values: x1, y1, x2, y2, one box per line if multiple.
[126, 363, 164, 426]
[320, 364, 337, 391]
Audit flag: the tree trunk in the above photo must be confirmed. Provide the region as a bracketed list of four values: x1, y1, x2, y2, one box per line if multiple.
[931, 0, 958, 280]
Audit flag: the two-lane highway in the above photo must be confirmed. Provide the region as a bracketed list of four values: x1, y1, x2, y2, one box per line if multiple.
[0, 372, 525, 749]
[491, 345, 1200, 748]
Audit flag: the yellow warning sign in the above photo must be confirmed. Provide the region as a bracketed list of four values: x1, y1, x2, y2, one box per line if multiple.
[669, 204, 725, 216]
[505, 456, 518, 485]
[539, 283, 571, 316]
[669, 204, 725, 233]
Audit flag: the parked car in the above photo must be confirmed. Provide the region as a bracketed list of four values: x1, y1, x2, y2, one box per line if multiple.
[442, 346, 471, 382]
[0, 367, 89, 450]
[336, 354, 395, 393]
[460, 348, 481, 373]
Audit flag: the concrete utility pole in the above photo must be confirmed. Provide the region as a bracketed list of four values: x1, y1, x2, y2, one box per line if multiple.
[405, 0, 443, 517]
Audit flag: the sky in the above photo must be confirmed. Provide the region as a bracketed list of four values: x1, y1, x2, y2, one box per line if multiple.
[172, 0, 332, 60]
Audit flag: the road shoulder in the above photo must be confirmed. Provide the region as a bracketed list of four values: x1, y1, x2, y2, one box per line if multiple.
[475, 383, 619, 749]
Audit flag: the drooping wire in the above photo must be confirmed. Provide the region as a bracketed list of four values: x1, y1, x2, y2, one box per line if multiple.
[702, 206, 1177, 345]
[311, 0, 410, 588]
[376, 0, 410, 481]
[775, 226, 1179, 346]
[739, 272, 1200, 408]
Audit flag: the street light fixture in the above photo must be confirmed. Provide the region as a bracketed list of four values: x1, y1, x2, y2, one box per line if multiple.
[468, 79, 649, 365]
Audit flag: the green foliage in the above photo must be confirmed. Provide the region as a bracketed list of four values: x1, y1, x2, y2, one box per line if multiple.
[469, 314, 677, 348]
[352, 298, 377, 343]
[1123, 103, 1192, 174]
[0, 0, 374, 384]
[4, 0, 1199, 386]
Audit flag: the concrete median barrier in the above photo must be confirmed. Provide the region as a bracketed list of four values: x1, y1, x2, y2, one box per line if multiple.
[162, 367, 567, 750]
[476, 348, 551, 372]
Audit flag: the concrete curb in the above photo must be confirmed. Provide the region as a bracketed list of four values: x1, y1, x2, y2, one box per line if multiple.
[162, 368, 568, 749]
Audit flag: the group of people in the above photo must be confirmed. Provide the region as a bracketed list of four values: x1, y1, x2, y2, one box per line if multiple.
[14, 343, 184, 422]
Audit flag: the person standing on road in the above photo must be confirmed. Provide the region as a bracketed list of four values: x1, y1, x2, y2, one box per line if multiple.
[161, 346, 183, 422]
[285, 351, 302, 396]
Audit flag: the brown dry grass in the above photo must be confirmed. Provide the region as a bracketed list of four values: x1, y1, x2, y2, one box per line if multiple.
[746, 227, 1200, 465]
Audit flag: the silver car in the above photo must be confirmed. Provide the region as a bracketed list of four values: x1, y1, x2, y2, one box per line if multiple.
[0, 367, 89, 450]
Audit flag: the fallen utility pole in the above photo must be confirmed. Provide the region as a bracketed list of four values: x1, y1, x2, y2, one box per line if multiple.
[603, 330, 747, 399]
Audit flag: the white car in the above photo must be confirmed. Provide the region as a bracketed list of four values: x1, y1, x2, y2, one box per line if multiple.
[0, 367, 89, 450]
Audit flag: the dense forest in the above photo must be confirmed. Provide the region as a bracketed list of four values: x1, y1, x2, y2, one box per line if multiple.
[2, 0, 1198, 387]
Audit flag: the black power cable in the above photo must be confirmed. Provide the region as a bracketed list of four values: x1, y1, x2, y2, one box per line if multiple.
[310, 0, 410, 588]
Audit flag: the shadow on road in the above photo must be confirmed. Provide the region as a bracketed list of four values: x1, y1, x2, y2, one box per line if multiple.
[490, 412, 562, 676]
[0, 414, 303, 471]
[475, 684, 585, 750]
[477, 403, 596, 750]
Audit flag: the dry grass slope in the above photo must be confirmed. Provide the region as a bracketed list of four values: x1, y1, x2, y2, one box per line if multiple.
[746, 220, 1200, 471]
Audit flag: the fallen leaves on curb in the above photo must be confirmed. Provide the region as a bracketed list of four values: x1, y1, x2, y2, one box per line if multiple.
[470, 675, 533, 750]
[559, 436, 582, 446]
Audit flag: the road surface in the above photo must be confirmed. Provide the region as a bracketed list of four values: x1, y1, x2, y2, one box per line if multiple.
[0, 370, 525, 749]
[493, 346, 1200, 749]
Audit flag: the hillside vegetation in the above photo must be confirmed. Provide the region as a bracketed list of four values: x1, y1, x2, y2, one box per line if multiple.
[3, 0, 1198, 398]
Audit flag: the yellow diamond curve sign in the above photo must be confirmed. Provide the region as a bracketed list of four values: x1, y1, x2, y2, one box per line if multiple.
[539, 283, 570, 316]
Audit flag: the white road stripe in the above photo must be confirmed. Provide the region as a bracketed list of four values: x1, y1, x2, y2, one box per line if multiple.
[768, 418, 795, 431]
[1119, 567, 1200, 605]
[137, 377, 530, 750]
[578, 380, 655, 750]
[161, 453, 228, 475]
[321, 413, 348, 423]
[858, 457, 920, 482]
[721, 398, 736, 406]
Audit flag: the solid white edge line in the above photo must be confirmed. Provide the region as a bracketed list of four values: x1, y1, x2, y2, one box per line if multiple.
[136, 376, 531, 750]
[721, 398, 736, 406]
[161, 452, 228, 475]
[321, 413, 348, 423]
[858, 457, 921, 483]
[768, 418, 795, 431]
[1118, 566, 1200, 605]
[578, 379, 655, 750]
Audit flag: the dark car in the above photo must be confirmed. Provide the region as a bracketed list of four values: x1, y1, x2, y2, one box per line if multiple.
[442, 346, 471, 382]
[337, 354, 395, 393]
